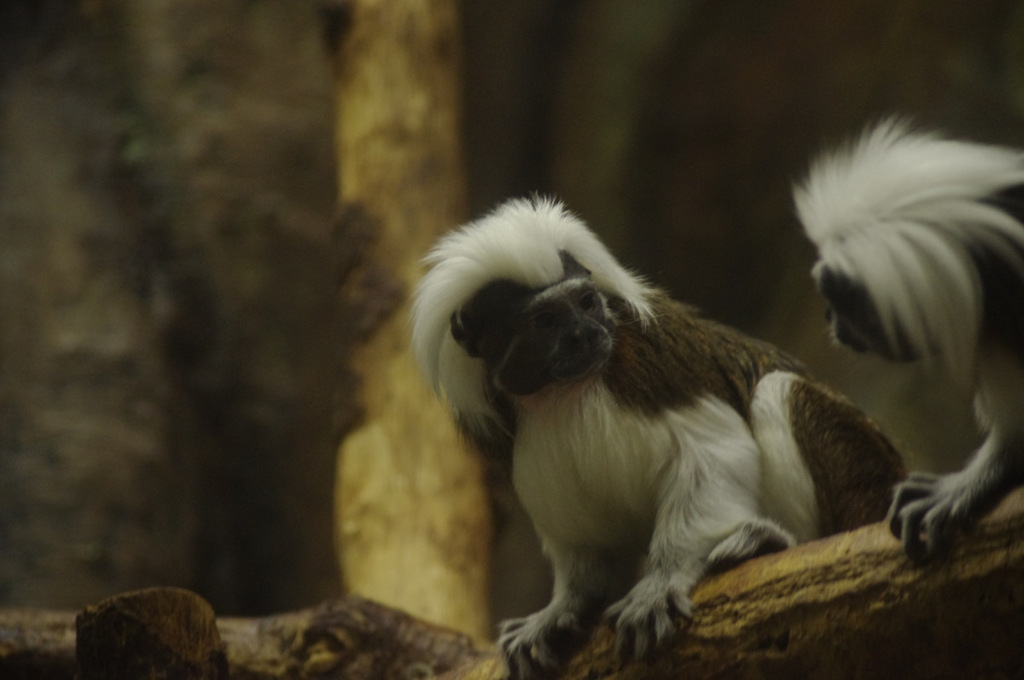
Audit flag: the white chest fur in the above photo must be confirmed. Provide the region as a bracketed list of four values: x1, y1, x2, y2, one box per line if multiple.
[510, 372, 822, 556]
[512, 383, 675, 550]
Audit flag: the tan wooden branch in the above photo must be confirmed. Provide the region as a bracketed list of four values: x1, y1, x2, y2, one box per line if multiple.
[1, 589, 485, 680]
[448, 488, 1024, 680]
[3, 489, 1023, 679]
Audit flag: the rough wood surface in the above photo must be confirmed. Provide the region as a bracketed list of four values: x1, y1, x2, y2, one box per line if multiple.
[218, 596, 485, 680]
[0, 590, 484, 680]
[1, 492, 1023, 678]
[76, 588, 227, 680]
[447, 488, 1024, 680]
[0, 608, 77, 680]
[0, 0, 343, 615]
[0, 10, 196, 608]
[330, 0, 492, 642]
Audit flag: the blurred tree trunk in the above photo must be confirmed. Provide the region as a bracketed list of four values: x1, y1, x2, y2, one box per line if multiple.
[112, 0, 343, 614]
[0, 0, 198, 608]
[330, 0, 492, 642]
[0, 0, 342, 614]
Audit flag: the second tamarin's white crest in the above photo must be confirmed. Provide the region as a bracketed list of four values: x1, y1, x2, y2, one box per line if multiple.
[795, 118, 1024, 382]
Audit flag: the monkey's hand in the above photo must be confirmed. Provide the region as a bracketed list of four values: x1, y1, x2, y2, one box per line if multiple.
[888, 470, 982, 562]
[604, 571, 693, 659]
[498, 602, 590, 680]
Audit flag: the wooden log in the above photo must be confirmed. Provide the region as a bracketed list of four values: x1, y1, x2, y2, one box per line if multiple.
[218, 596, 485, 680]
[0, 608, 77, 680]
[0, 590, 484, 680]
[2, 491, 1023, 679]
[446, 488, 1024, 680]
[76, 588, 227, 680]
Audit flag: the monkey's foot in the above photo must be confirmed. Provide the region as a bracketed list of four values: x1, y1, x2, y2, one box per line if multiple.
[888, 471, 981, 563]
[706, 518, 796, 573]
[604, 572, 692, 660]
[498, 605, 588, 680]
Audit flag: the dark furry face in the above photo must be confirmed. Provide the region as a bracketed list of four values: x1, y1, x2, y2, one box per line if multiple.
[815, 266, 918, 361]
[451, 255, 615, 396]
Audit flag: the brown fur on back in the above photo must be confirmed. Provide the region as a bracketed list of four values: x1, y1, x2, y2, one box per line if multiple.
[789, 379, 907, 533]
[603, 292, 806, 417]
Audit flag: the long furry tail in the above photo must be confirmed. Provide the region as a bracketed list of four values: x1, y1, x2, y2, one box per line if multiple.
[794, 119, 1024, 381]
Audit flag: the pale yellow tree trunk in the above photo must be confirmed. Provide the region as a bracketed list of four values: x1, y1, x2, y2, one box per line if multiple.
[331, 0, 492, 642]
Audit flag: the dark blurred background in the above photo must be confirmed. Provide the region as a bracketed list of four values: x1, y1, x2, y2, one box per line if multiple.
[1, 0, 1021, 628]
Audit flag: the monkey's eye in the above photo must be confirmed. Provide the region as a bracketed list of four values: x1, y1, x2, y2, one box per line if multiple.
[531, 310, 557, 330]
[578, 291, 596, 312]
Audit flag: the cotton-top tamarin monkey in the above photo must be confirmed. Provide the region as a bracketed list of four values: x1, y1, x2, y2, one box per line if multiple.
[411, 196, 904, 679]
[795, 119, 1024, 563]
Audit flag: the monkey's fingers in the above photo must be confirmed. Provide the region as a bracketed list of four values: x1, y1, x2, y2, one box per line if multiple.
[609, 610, 672, 660]
[497, 616, 529, 637]
[922, 501, 958, 561]
[894, 499, 935, 563]
[499, 609, 589, 680]
[613, 610, 670, 660]
[666, 583, 694, 621]
[605, 593, 683, 660]
[501, 647, 544, 680]
[895, 493, 963, 564]
[499, 635, 553, 680]
[887, 473, 940, 539]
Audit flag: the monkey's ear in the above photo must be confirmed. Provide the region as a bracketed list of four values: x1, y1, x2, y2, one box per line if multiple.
[451, 311, 483, 358]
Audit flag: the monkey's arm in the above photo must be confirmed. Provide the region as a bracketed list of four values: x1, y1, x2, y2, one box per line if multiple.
[890, 344, 1024, 561]
[889, 438, 1024, 562]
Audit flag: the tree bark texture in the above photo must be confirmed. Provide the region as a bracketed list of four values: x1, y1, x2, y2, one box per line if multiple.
[113, 0, 344, 614]
[0, 0, 198, 609]
[2, 491, 1023, 679]
[0, 0, 343, 615]
[76, 588, 227, 680]
[0, 589, 485, 680]
[331, 0, 492, 642]
[542, 489, 1024, 680]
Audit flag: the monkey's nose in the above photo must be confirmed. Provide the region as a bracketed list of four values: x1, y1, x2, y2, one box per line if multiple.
[563, 326, 596, 353]
[563, 331, 584, 354]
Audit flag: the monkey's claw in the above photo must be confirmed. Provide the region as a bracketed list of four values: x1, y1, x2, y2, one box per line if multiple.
[887, 471, 974, 562]
[498, 607, 586, 680]
[605, 573, 691, 660]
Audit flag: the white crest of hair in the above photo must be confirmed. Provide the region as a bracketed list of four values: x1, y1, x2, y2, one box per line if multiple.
[795, 118, 1024, 382]
[411, 196, 655, 427]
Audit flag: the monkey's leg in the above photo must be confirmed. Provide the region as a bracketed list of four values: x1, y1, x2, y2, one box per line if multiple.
[603, 555, 701, 660]
[605, 504, 770, 659]
[605, 515, 792, 658]
[498, 545, 613, 680]
[605, 409, 766, 660]
[889, 434, 1024, 562]
[705, 517, 797, 573]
